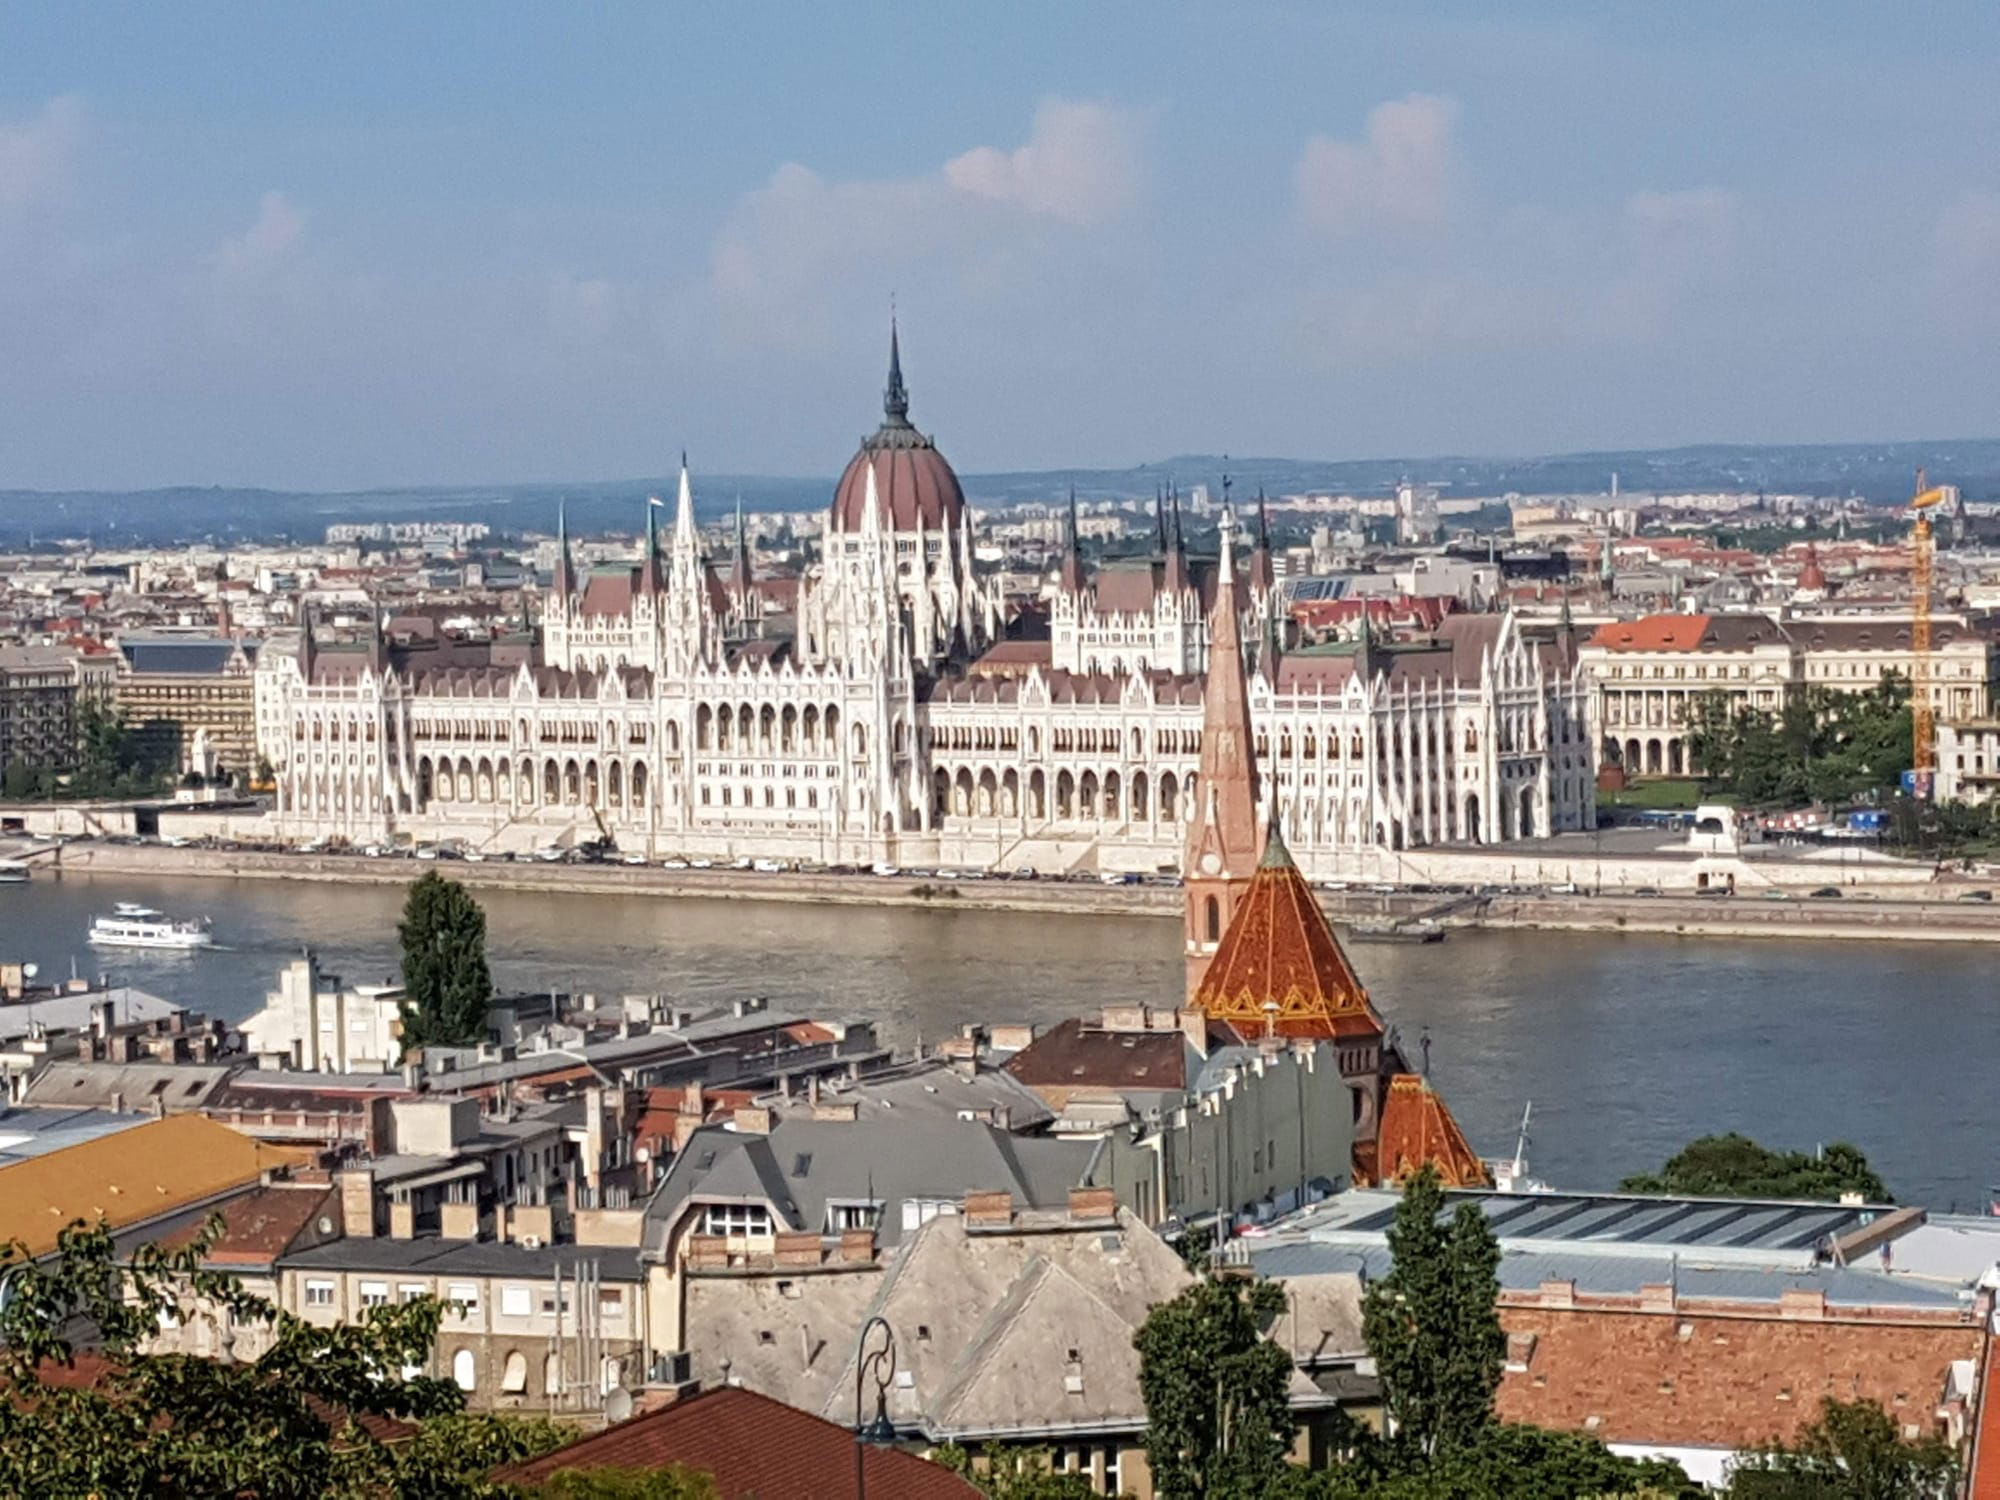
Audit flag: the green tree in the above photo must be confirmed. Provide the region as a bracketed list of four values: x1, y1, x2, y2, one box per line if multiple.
[1728, 1396, 1956, 1498]
[397, 870, 495, 1053]
[1285, 1422, 1696, 1497]
[1133, 1271, 1296, 1499]
[1362, 1167, 1505, 1462]
[933, 1443, 1102, 1499]
[0, 1215, 507, 1499]
[1620, 1133, 1890, 1202]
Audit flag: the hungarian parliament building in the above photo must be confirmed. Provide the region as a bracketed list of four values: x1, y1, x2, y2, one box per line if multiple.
[256, 337, 1597, 872]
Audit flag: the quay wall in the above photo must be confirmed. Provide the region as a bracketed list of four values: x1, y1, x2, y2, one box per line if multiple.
[24, 840, 2000, 945]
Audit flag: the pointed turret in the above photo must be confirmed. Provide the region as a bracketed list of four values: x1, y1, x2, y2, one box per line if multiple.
[1193, 816, 1384, 1039]
[552, 500, 575, 598]
[883, 317, 911, 428]
[731, 494, 753, 599]
[1353, 605, 1379, 683]
[1059, 486, 1087, 594]
[1163, 486, 1190, 595]
[1374, 1075, 1491, 1188]
[1184, 506, 1263, 1000]
[1154, 487, 1169, 557]
[1250, 490, 1275, 593]
[639, 493, 663, 594]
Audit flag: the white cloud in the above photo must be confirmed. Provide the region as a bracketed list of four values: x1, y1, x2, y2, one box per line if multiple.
[218, 190, 306, 275]
[710, 99, 1145, 350]
[0, 94, 84, 213]
[1296, 94, 1459, 238]
[942, 99, 1143, 227]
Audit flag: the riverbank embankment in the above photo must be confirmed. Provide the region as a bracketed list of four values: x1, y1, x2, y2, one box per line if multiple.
[22, 840, 2000, 944]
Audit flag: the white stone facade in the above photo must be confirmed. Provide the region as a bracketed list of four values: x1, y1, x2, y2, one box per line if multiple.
[256, 364, 1595, 871]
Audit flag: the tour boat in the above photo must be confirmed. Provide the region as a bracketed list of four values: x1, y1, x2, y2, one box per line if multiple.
[87, 904, 215, 951]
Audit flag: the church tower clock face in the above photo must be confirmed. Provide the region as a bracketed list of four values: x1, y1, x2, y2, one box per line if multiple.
[1201, 851, 1221, 875]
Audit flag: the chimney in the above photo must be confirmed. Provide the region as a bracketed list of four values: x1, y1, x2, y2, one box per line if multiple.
[388, 1198, 416, 1240]
[1067, 1186, 1117, 1222]
[583, 1085, 607, 1192]
[439, 1199, 481, 1241]
[732, 1106, 772, 1135]
[964, 1190, 1014, 1229]
[108, 1090, 124, 1115]
[338, 1168, 378, 1238]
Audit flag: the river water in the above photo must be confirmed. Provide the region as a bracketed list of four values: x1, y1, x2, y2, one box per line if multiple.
[3, 872, 1990, 1212]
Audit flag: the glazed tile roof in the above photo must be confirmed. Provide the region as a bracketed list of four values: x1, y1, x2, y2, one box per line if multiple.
[1373, 1074, 1490, 1189]
[493, 1384, 980, 1498]
[1192, 830, 1385, 1041]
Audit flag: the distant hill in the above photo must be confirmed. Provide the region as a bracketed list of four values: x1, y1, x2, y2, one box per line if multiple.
[3, 438, 1996, 548]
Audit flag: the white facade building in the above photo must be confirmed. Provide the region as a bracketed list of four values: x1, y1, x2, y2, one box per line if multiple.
[256, 341, 1597, 870]
[241, 954, 404, 1073]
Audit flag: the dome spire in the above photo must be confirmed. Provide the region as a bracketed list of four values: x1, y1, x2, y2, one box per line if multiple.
[884, 315, 911, 426]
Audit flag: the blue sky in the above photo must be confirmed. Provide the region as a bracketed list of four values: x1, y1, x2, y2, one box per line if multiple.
[2, 2, 1997, 490]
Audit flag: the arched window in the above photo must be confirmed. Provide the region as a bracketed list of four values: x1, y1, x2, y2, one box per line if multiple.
[452, 1349, 477, 1392]
[544, 1351, 563, 1400]
[1205, 896, 1220, 943]
[501, 1350, 528, 1394]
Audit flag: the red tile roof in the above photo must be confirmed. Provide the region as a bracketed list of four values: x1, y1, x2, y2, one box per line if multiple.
[1193, 831, 1384, 1041]
[1372, 1075, 1489, 1189]
[493, 1385, 980, 1499]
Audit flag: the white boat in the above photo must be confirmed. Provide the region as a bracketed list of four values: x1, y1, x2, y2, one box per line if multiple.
[87, 905, 214, 951]
[0, 860, 29, 885]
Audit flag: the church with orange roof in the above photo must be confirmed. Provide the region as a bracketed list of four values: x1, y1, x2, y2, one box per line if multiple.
[1181, 507, 1487, 1191]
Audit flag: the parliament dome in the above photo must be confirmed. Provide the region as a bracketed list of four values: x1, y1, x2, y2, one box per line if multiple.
[829, 325, 967, 534]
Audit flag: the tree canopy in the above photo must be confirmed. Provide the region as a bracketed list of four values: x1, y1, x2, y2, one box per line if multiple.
[1685, 677, 1911, 806]
[1361, 1167, 1507, 1464]
[1620, 1134, 1891, 1203]
[1728, 1396, 1957, 1498]
[397, 869, 495, 1053]
[1133, 1271, 1297, 1499]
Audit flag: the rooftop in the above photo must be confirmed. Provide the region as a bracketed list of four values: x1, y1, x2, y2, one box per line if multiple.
[0, 1113, 306, 1258]
[493, 1384, 979, 1498]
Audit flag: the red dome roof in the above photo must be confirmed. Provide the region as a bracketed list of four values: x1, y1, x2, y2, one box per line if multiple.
[828, 326, 966, 533]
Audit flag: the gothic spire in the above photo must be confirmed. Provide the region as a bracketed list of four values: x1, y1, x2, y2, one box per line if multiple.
[1059, 485, 1086, 594]
[883, 317, 910, 426]
[1184, 505, 1262, 1001]
[553, 498, 574, 597]
[732, 493, 753, 596]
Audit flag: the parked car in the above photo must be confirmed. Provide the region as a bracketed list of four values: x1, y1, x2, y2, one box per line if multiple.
[1958, 888, 1994, 902]
[1808, 886, 1843, 899]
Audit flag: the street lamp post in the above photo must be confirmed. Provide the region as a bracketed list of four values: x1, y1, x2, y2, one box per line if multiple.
[852, 1315, 897, 1500]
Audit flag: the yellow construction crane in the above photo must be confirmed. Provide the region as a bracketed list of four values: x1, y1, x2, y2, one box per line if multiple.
[1910, 469, 1949, 784]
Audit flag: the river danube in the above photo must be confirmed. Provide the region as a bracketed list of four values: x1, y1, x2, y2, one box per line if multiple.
[5, 872, 1989, 1211]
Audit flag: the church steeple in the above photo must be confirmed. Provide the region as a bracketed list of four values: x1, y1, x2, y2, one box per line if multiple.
[1250, 489, 1276, 593]
[1184, 505, 1262, 1000]
[731, 493, 753, 599]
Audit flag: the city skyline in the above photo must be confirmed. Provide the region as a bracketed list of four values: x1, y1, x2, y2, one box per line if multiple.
[3, 3, 1998, 492]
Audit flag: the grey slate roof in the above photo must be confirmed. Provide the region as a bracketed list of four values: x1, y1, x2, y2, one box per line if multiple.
[0, 1105, 151, 1166]
[646, 1116, 1095, 1249]
[812, 1210, 1198, 1440]
[280, 1233, 643, 1282]
[0, 986, 182, 1046]
[117, 636, 256, 675]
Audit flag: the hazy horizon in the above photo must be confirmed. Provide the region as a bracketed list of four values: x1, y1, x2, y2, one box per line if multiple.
[4, 4, 1998, 492]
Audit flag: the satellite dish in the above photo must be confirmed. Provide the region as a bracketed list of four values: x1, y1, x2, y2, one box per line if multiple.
[21, 964, 37, 981]
[604, 1386, 634, 1423]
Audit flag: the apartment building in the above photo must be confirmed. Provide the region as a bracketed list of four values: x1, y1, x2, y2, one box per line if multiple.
[1582, 610, 1998, 777]
[0, 643, 110, 780]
